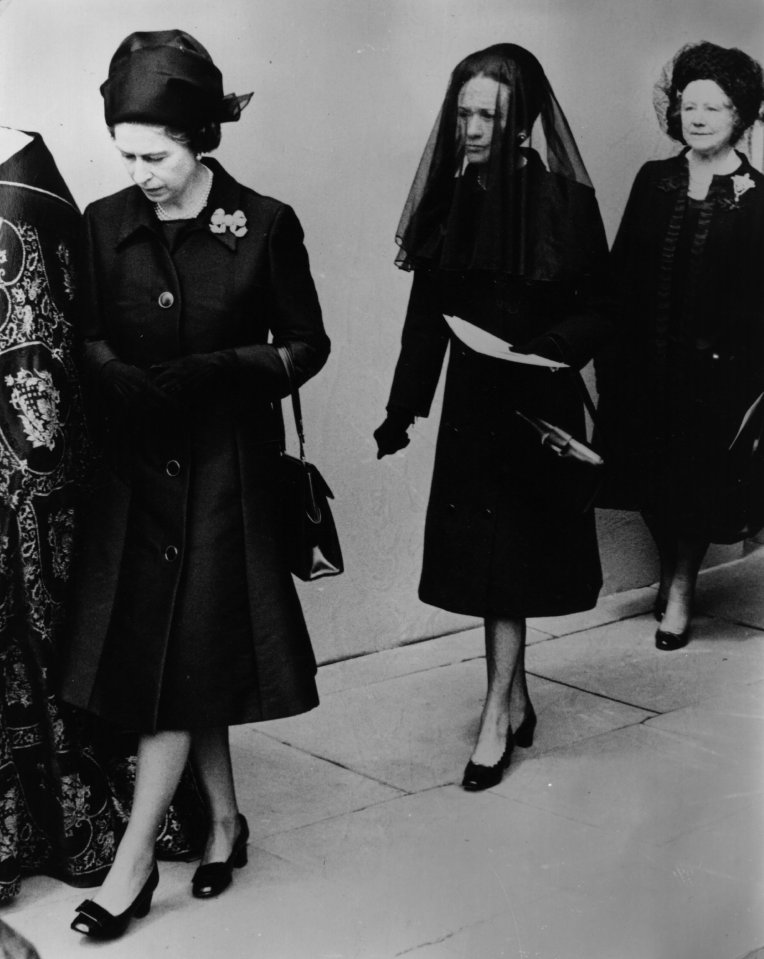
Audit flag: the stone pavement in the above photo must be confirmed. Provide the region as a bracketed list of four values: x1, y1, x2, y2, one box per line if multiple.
[4, 553, 764, 959]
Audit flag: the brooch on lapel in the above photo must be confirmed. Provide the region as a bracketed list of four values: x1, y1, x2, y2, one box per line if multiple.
[209, 208, 248, 237]
[731, 173, 755, 205]
[716, 173, 756, 212]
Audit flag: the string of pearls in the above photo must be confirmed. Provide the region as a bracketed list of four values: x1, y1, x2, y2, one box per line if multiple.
[154, 165, 214, 222]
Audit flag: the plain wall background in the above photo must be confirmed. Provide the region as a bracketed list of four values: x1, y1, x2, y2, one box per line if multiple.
[1, 0, 762, 662]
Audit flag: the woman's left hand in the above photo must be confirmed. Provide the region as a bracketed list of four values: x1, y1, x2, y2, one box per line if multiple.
[515, 334, 566, 363]
[150, 351, 237, 402]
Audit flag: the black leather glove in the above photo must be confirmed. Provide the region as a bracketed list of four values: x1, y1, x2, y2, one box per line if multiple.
[98, 359, 166, 415]
[515, 334, 567, 363]
[150, 350, 237, 403]
[374, 407, 415, 459]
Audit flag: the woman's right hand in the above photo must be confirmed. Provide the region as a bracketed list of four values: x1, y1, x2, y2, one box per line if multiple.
[374, 408, 415, 459]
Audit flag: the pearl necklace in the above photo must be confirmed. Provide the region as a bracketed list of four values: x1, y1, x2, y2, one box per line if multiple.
[154, 165, 214, 221]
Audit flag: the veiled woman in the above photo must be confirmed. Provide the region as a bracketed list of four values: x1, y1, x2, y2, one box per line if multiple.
[374, 44, 611, 790]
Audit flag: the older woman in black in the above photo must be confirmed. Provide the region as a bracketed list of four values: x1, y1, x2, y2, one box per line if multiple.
[61, 31, 329, 938]
[596, 42, 764, 650]
[375, 45, 611, 790]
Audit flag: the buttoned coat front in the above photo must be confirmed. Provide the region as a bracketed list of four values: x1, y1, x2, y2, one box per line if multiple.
[60, 159, 330, 733]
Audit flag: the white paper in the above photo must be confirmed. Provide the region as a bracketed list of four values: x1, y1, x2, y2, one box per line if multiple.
[444, 315, 569, 369]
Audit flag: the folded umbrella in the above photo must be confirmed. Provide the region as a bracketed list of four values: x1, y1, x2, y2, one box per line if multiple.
[514, 411, 604, 465]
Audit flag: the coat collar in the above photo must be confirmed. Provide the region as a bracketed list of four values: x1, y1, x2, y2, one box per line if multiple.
[115, 156, 244, 251]
[656, 148, 758, 198]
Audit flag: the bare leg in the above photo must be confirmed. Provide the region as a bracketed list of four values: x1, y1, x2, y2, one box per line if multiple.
[661, 534, 708, 634]
[191, 726, 241, 864]
[470, 616, 528, 766]
[642, 511, 676, 605]
[92, 730, 191, 913]
[508, 627, 530, 725]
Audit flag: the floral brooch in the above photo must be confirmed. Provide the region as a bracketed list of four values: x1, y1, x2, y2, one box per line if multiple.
[731, 172, 755, 205]
[209, 208, 248, 237]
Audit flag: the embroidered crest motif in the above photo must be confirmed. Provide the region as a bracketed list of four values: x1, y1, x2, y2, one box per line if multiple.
[5, 368, 62, 450]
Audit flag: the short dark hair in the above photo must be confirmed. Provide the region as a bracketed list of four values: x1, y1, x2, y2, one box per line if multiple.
[663, 41, 764, 144]
[165, 122, 222, 155]
[108, 121, 222, 155]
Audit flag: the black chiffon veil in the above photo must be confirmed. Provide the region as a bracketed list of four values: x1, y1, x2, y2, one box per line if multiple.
[395, 44, 607, 282]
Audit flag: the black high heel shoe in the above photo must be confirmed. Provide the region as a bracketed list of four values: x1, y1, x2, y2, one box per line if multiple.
[462, 730, 514, 792]
[655, 625, 690, 650]
[514, 704, 537, 748]
[192, 813, 249, 898]
[70, 862, 158, 940]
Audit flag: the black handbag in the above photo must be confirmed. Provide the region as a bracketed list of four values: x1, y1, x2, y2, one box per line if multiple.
[515, 370, 606, 515]
[277, 346, 344, 581]
[708, 391, 764, 544]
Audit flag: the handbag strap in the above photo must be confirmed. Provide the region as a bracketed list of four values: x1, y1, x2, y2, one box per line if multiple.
[277, 345, 306, 463]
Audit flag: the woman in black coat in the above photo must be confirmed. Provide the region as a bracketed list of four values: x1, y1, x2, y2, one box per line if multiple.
[0, 128, 202, 901]
[62, 31, 329, 939]
[374, 45, 611, 791]
[596, 42, 764, 651]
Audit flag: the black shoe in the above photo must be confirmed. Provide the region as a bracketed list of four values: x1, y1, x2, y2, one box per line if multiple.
[655, 626, 690, 650]
[462, 731, 514, 791]
[513, 704, 537, 748]
[192, 814, 249, 898]
[70, 863, 158, 940]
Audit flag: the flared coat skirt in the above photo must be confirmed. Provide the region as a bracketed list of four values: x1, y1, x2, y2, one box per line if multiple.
[62, 399, 318, 733]
[419, 344, 602, 618]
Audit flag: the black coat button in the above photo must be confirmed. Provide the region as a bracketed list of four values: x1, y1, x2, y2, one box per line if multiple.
[158, 291, 174, 309]
[165, 459, 181, 477]
[164, 545, 179, 562]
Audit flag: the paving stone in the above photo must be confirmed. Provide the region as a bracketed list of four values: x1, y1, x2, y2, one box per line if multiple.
[7, 556, 764, 959]
[316, 625, 553, 698]
[527, 614, 764, 713]
[229, 727, 403, 839]
[695, 551, 764, 629]
[259, 660, 651, 793]
[403, 870, 764, 959]
[493, 723, 761, 846]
